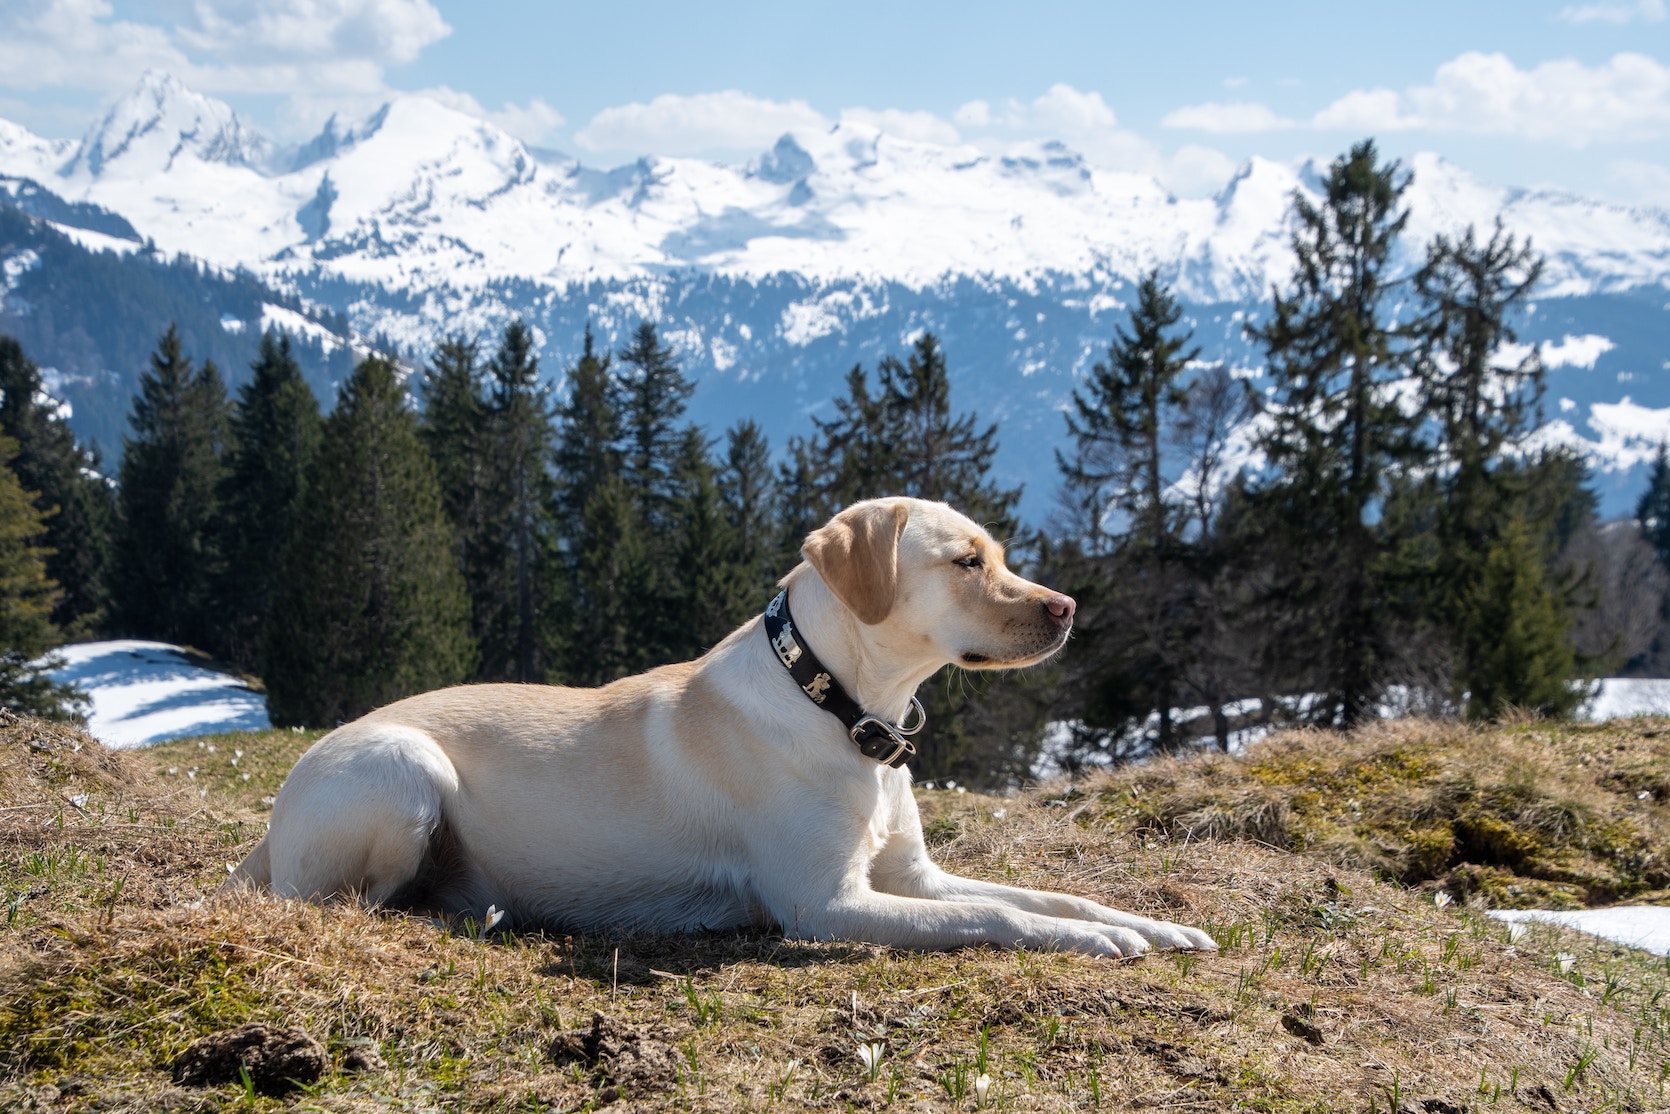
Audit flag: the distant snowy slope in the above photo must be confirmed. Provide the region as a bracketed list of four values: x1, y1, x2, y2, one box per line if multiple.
[7, 74, 1670, 303]
[49, 641, 269, 748]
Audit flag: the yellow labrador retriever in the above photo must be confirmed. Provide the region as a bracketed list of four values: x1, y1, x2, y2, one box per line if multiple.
[225, 497, 1216, 958]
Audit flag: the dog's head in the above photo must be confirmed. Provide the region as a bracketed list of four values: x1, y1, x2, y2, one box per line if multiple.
[800, 497, 1075, 670]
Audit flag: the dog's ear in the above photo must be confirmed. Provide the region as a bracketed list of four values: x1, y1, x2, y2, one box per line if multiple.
[802, 500, 910, 625]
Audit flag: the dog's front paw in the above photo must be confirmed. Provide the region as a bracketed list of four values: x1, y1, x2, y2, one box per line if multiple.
[1136, 918, 1218, 953]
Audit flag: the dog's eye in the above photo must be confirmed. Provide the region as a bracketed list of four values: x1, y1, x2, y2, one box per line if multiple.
[953, 554, 982, 569]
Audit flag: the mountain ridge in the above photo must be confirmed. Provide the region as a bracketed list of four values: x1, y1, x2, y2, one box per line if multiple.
[1, 74, 1668, 523]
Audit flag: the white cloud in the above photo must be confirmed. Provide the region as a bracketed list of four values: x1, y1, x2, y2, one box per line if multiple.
[0, 0, 450, 110]
[575, 91, 825, 155]
[418, 85, 565, 146]
[1556, 0, 1665, 23]
[953, 99, 991, 127]
[1312, 87, 1420, 132]
[1313, 51, 1670, 145]
[1161, 101, 1296, 133]
[840, 106, 959, 145]
[1028, 83, 1117, 133]
[173, 0, 449, 65]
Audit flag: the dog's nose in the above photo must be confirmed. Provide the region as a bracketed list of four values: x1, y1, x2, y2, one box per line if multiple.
[1043, 593, 1076, 628]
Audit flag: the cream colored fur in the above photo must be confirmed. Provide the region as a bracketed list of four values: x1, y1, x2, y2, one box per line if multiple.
[223, 497, 1216, 958]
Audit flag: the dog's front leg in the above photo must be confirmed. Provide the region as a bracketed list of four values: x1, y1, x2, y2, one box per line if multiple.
[781, 884, 1155, 957]
[869, 834, 1218, 953]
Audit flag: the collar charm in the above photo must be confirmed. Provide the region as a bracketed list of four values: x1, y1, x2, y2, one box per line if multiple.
[762, 589, 925, 769]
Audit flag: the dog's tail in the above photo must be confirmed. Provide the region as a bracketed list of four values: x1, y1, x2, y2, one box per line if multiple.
[219, 836, 272, 895]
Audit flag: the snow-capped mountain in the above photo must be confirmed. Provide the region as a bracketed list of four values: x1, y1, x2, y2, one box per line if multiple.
[3, 72, 1669, 521]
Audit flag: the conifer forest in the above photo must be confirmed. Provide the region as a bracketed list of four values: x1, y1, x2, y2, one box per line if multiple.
[6, 143, 1669, 787]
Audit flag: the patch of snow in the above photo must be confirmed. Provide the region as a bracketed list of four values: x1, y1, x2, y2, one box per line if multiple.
[259, 303, 340, 353]
[47, 223, 142, 256]
[1586, 678, 1670, 719]
[1, 247, 40, 293]
[220, 313, 246, 333]
[47, 640, 269, 748]
[1490, 908, 1670, 956]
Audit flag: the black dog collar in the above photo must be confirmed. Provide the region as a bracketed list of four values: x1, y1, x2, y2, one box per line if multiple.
[762, 588, 925, 769]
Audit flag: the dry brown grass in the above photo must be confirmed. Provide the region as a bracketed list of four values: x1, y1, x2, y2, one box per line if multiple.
[2, 714, 1669, 1112]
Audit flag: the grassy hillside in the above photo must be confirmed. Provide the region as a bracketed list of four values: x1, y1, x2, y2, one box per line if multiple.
[2, 712, 1668, 1112]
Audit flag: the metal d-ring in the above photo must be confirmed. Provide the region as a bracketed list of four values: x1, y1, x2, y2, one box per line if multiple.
[896, 696, 927, 736]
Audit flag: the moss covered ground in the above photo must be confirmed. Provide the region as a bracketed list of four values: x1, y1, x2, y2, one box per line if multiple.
[1, 712, 1668, 1112]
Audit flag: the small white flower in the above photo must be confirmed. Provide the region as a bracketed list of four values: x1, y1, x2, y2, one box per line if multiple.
[67, 793, 88, 809]
[1507, 922, 1529, 944]
[1433, 891, 1452, 909]
[944, 780, 957, 790]
[166, 767, 177, 775]
[975, 1072, 992, 1106]
[197, 741, 205, 750]
[234, 749, 244, 759]
[1639, 790, 1652, 801]
[206, 745, 216, 753]
[226, 862, 237, 874]
[229, 757, 239, 767]
[242, 773, 251, 782]
[956, 787, 966, 795]
[992, 808, 1007, 820]
[857, 1041, 885, 1081]
[186, 770, 197, 780]
[483, 905, 505, 933]
[1556, 952, 1577, 974]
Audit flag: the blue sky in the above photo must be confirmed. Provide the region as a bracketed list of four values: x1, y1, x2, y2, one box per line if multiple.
[2, 0, 1668, 202]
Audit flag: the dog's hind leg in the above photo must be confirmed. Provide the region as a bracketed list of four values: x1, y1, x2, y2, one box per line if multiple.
[263, 725, 460, 906]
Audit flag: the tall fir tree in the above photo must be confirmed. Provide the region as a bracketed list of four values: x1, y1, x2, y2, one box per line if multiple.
[419, 334, 490, 616]
[216, 331, 322, 669]
[1058, 273, 1202, 751]
[549, 327, 629, 684]
[618, 321, 697, 529]
[669, 427, 749, 658]
[113, 324, 232, 649]
[263, 356, 475, 726]
[1248, 140, 1417, 727]
[0, 436, 84, 719]
[475, 320, 558, 683]
[720, 419, 781, 603]
[1410, 222, 1559, 709]
[1638, 444, 1670, 569]
[1457, 516, 1584, 720]
[615, 322, 702, 664]
[0, 336, 114, 636]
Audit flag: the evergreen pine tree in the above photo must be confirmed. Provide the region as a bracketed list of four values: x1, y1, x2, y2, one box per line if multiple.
[418, 334, 490, 615]
[112, 324, 231, 649]
[618, 322, 696, 529]
[263, 356, 474, 726]
[216, 331, 322, 669]
[1411, 222, 1559, 708]
[1458, 517, 1584, 720]
[1638, 443, 1670, 569]
[549, 327, 626, 683]
[0, 336, 114, 637]
[1057, 273, 1200, 750]
[565, 476, 656, 686]
[0, 436, 84, 719]
[720, 419, 780, 604]
[669, 427, 748, 657]
[615, 322, 702, 663]
[475, 320, 558, 683]
[1248, 140, 1417, 727]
